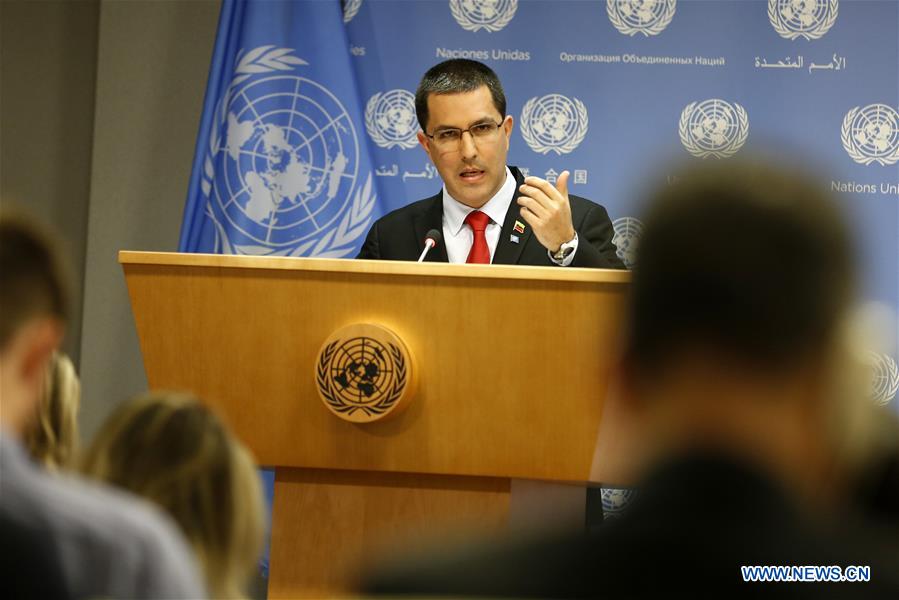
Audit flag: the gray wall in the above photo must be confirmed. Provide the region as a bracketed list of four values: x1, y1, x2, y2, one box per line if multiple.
[1, 0, 100, 365]
[1, 0, 221, 440]
[80, 0, 220, 439]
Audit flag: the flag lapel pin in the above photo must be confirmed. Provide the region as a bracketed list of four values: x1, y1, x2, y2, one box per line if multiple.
[510, 234, 520, 244]
[513, 220, 526, 234]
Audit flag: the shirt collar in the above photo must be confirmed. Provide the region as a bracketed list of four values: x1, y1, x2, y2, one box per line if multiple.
[442, 167, 515, 235]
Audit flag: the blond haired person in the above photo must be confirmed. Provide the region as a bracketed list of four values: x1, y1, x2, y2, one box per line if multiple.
[24, 352, 80, 470]
[1, 211, 203, 599]
[83, 392, 265, 600]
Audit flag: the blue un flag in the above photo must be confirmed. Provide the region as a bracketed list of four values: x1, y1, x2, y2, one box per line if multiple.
[180, 0, 378, 257]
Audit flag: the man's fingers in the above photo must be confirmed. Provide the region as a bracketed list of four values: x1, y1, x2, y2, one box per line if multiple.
[522, 176, 560, 201]
[519, 205, 540, 228]
[517, 184, 553, 210]
[555, 170, 570, 198]
[517, 196, 548, 220]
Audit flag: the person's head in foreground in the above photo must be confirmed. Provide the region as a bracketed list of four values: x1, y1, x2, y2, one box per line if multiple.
[359, 158, 899, 598]
[0, 210, 69, 438]
[82, 391, 266, 599]
[622, 156, 872, 504]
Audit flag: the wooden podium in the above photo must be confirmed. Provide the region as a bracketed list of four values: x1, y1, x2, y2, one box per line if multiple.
[120, 251, 636, 597]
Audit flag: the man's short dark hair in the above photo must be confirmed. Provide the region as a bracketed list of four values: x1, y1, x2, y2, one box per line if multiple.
[0, 211, 69, 349]
[414, 59, 507, 131]
[626, 159, 855, 375]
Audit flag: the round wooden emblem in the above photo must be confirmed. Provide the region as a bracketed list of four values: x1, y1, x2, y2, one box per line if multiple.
[315, 323, 415, 423]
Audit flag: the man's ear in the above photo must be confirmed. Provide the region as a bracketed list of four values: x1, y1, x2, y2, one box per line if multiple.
[20, 318, 63, 390]
[417, 130, 433, 160]
[502, 114, 514, 137]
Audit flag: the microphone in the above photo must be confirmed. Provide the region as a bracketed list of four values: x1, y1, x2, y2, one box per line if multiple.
[417, 229, 442, 263]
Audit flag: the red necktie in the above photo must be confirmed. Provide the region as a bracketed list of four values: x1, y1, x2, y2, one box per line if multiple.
[464, 210, 491, 264]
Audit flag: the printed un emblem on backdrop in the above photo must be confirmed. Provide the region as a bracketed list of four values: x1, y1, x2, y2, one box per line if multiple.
[868, 352, 899, 407]
[680, 99, 749, 159]
[201, 46, 375, 257]
[521, 95, 588, 155]
[601, 487, 636, 518]
[768, 0, 838, 40]
[842, 104, 899, 166]
[366, 90, 418, 150]
[450, 0, 518, 32]
[606, 0, 677, 36]
[612, 217, 644, 269]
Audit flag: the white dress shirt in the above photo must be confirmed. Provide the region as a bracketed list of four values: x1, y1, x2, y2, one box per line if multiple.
[441, 167, 578, 265]
[442, 167, 516, 264]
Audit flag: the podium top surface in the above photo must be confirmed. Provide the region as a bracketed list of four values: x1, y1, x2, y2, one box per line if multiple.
[119, 251, 631, 284]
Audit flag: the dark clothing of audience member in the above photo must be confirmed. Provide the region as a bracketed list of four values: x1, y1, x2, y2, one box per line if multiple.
[0, 511, 72, 600]
[367, 452, 898, 598]
[360, 160, 899, 598]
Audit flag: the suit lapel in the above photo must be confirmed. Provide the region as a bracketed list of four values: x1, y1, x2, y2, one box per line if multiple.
[492, 167, 534, 265]
[412, 191, 449, 263]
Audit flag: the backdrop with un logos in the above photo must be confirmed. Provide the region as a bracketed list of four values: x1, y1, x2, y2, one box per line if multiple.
[182, 0, 898, 419]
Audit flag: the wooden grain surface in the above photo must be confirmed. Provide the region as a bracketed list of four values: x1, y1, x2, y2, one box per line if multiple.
[268, 468, 510, 598]
[121, 251, 635, 483]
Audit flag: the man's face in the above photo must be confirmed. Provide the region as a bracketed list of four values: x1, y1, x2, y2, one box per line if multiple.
[417, 86, 513, 209]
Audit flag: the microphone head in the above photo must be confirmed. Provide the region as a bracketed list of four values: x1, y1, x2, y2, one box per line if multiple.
[424, 228, 442, 247]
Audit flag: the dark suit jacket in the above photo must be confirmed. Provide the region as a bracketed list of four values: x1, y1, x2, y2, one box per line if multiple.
[357, 166, 625, 269]
[363, 452, 899, 598]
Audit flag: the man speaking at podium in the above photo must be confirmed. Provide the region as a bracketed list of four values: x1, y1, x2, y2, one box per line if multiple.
[357, 59, 624, 269]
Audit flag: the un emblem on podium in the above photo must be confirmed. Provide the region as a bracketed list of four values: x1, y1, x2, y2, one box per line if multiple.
[316, 324, 415, 423]
[841, 104, 899, 166]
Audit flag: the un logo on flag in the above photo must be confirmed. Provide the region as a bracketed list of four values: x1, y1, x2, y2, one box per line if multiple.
[365, 90, 418, 150]
[612, 217, 644, 269]
[768, 0, 838, 40]
[841, 104, 899, 166]
[606, 0, 677, 36]
[449, 0, 518, 32]
[520, 94, 588, 155]
[343, 0, 363, 23]
[201, 47, 374, 256]
[679, 99, 749, 159]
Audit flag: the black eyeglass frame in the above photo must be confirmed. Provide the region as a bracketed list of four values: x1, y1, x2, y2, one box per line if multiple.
[423, 120, 505, 144]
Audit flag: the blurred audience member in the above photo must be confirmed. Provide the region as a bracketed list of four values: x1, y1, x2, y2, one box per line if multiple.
[360, 159, 899, 597]
[848, 404, 899, 532]
[1, 511, 72, 600]
[0, 209, 204, 599]
[24, 351, 80, 470]
[82, 391, 266, 600]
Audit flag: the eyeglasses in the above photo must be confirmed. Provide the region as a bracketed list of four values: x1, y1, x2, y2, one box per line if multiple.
[424, 121, 504, 149]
